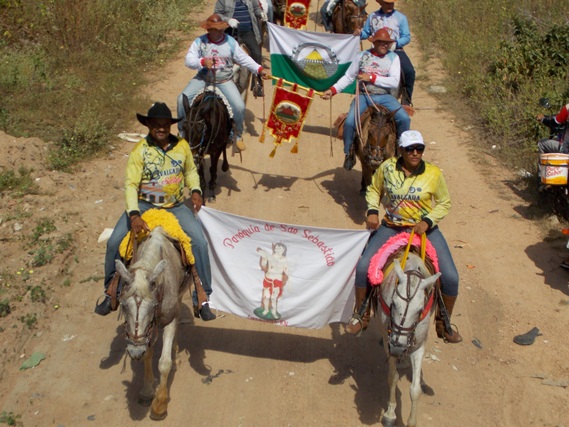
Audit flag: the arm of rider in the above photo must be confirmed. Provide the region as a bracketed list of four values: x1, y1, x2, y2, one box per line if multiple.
[191, 190, 203, 212]
[366, 214, 380, 230]
[413, 220, 429, 235]
[130, 214, 150, 235]
[228, 18, 239, 28]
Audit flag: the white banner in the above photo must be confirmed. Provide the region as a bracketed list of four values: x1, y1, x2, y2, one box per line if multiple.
[199, 207, 369, 329]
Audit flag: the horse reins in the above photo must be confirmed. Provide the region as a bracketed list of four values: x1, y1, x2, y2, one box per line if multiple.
[379, 232, 436, 353]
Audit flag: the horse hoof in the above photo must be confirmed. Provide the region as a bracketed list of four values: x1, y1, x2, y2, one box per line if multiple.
[150, 410, 168, 421]
[137, 395, 154, 407]
[381, 416, 396, 427]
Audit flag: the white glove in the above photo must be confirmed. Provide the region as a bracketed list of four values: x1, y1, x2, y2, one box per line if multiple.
[260, 11, 268, 22]
[228, 18, 239, 28]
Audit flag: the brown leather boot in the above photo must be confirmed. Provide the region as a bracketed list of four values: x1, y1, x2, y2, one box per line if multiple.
[435, 294, 463, 343]
[345, 287, 371, 336]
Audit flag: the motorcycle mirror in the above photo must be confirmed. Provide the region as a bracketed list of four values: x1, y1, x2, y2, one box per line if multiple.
[539, 97, 551, 109]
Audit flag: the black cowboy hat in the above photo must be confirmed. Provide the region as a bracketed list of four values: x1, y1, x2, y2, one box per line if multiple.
[136, 102, 182, 126]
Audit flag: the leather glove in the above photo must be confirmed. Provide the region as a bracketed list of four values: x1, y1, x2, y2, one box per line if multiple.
[541, 115, 558, 129]
[228, 18, 239, 28]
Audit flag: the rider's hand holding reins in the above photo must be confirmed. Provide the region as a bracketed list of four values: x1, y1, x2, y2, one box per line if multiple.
[191, 191, 203, 212]
[130, 215, 150, 235]
[413, 220, 429, 235]
[366, 213, 380, 230]
[357, 72, 372, 83]
[203, 58, 215, 69]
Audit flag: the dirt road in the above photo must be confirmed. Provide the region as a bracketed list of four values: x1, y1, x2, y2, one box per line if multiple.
[1, 1, 568, 426]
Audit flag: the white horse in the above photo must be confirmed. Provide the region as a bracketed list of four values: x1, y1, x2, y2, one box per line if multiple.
[376, 252, 441, 427]
[115, 227, 190, 420]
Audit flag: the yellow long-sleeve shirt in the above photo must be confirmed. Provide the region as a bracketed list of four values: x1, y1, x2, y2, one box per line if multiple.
[366, 157, 451, 228]
[124, 135, 201, 215]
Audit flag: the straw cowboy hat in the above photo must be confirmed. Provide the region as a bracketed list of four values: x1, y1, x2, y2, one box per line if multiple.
[199, 14, 229, 30]
[368, 27, 395, 43]
[136, 102, 181, 127]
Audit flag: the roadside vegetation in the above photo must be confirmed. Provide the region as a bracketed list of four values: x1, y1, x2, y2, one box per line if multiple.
[409, 1, 569, 174]
[0, 0, 201, 171]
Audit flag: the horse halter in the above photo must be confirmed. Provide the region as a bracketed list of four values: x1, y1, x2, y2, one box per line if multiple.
[121, 270, 164, 348]
[380, 270, 434, 355]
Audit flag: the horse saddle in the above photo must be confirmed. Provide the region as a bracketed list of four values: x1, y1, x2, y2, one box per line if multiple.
[334, 108, 374, 140]
[193, 86, 234, 119]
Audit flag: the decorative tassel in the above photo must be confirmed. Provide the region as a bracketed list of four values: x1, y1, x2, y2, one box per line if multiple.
[259, 126, 265, 143]
[269, 146, 277, 158]
[290, 140, 298, 154]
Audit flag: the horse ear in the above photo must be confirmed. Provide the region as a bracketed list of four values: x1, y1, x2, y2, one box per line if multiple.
[394, 259, 406, 283]
[115, 260, 133, 284]
[148, 260, 167, 284]
[182, 94, 191, 113]
[422, 272, 442, 289]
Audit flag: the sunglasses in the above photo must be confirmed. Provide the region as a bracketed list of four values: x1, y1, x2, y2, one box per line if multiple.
[403, 145, 425, 153]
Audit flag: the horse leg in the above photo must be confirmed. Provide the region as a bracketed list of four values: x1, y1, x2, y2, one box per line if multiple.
[381, 356, 399, 427]
[138, 346, 155, 406]
[406, 345, 426, 427]
[207, 151, 222, 203]
[150, 321, 176, 420]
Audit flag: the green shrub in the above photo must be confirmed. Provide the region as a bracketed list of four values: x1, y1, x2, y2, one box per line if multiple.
[0, 167, 39, 196]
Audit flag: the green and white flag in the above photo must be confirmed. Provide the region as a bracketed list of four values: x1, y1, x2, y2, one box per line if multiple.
[268, 22, 359, 93]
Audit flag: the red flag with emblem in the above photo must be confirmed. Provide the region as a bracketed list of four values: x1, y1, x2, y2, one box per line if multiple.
[284, 0, 311, 30]
[260, 79, 314, 157]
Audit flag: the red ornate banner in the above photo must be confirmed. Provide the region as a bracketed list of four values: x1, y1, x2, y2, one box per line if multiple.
[260, 79, 314, 157]
[284, 0, 311, 30]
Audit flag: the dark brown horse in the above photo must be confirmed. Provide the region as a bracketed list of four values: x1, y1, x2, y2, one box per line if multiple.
[182, 90, 231, 203]
[272, 0, 285, 25]
[332, 0, 367, 34]
[355, 105, 397, 194]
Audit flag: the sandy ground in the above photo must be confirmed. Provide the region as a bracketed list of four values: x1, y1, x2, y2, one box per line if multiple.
[1, 2, 569, 426]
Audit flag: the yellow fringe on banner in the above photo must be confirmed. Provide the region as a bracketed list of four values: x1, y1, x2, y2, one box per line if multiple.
[269, 146, 277, 158]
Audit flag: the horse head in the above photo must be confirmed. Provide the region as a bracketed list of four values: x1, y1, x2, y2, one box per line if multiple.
[333, 1, 367, 34]
[364, 108, 397, 168]
[382, 254, 441, 357]
[116, 257, 166, 360]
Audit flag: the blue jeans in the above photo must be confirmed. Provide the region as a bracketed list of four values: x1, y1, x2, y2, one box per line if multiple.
[104, 201, 212, 305]
[395, 50, 415, 105]
[343, 93, 410, 155]
[355, 225, 459, 297]
[177, 78, 244, 138]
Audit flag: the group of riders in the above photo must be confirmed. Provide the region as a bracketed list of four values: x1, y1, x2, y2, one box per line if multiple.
[95, 0, 465, 345]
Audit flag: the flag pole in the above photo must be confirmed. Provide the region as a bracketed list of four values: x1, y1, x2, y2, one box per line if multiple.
[266, 75, 324, 96]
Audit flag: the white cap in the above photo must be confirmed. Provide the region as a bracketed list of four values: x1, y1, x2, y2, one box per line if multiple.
[399, 130, 425, 148]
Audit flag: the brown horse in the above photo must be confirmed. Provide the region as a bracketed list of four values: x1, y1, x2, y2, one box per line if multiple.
[272, 0, 285, 25]
[332, 0, 367, 34]
[182, 90, 231, 203]
[354, 105, 397, 194]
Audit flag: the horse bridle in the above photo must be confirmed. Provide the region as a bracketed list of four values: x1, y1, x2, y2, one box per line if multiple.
[121, 269, 165, 348]
[379, 270, 435, 355]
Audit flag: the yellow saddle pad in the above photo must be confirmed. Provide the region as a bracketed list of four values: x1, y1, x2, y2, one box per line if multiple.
[119, 208, 194, 265]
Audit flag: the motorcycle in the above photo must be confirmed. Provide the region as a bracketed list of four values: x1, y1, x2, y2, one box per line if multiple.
[536, 97, 569, 219]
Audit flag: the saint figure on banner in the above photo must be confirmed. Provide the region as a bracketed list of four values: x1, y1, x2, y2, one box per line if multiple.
[254, 243, 289, 320]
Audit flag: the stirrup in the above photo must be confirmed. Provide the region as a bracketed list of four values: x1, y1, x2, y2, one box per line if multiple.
[345, 314, 364, 337]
